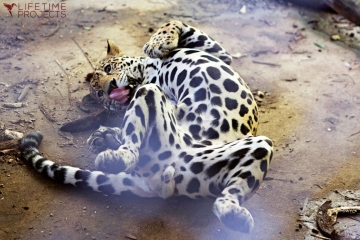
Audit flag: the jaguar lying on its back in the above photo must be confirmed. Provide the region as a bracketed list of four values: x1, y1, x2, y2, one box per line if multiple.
[20, 20, 273, 233]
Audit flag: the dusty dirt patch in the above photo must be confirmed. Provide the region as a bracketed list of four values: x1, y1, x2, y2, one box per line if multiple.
[1, 1, 360, 240]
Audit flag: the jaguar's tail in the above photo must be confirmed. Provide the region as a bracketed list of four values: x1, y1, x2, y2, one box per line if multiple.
[20, 131, 154, 197]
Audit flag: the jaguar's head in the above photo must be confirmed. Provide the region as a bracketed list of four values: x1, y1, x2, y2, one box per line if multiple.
[86, 40, 144, 111]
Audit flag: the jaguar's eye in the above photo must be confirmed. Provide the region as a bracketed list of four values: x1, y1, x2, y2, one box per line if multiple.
[97, 90, 104, 97]
[104, 64, 111, 74]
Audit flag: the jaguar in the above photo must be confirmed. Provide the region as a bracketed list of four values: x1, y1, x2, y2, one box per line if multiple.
[20, 20, 273, 233]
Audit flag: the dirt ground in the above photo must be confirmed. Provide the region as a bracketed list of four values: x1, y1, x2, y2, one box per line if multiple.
[1, 0, 360, 239]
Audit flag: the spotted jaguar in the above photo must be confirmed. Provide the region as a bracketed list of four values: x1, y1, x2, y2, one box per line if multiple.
[20, 20, 273, 233]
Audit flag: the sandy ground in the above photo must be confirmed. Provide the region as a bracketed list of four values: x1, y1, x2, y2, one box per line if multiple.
[1, 0, 360, 239]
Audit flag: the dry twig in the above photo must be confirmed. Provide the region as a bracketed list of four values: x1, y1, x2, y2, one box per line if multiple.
[333, 190, 360, 201]
[42, 20, 60, 37]
[252, 60, 281, 67]
[55, 59, 72, 105]
[3, 102, 27, 108]
[349, 130, 360, 138]
[310, 233, 330, 240]
[17, 85, 31, 102]
[39, 103, 56, 122]
[0, 139, 20, 151]
[8, 75, 30, 89]
[72, 38, 95, 70]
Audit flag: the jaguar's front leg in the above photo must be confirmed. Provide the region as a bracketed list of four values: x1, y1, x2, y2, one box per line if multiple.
[87, 126, 122, 154]
[143, 20, 232, 65]
[94, 83, 182, 174]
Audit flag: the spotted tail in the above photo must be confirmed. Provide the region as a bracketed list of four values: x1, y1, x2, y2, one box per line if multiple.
[20, 132, 155, 197]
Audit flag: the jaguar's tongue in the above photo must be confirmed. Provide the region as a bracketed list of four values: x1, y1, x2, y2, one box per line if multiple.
[109, 86, 129, 104]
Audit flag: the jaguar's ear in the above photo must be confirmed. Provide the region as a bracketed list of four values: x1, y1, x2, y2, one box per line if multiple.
[107, 40, 124, 57]
[85, 72, 93, 82]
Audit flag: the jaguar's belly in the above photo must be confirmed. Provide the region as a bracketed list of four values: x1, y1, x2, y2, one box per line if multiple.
[142, 48, 259, 145]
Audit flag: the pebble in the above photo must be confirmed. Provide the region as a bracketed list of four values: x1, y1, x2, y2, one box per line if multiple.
[239, 5, 246, 14]
[232, 52, 246, 59]
[16, 36, 25, 41]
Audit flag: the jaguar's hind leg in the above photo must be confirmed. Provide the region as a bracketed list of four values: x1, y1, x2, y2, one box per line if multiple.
[94, 84, 188, 174]
[212, 136, 273, 232]
[143, 20, 232, 64]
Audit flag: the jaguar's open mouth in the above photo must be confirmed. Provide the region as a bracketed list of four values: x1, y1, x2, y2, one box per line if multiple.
[109, 86, 130, 104]
[107, 78, 139, 105]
